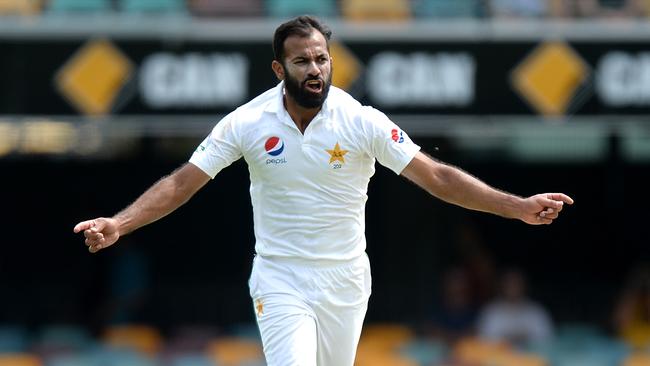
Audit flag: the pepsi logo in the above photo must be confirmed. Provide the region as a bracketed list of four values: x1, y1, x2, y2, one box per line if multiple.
[265, 136, 284, 156]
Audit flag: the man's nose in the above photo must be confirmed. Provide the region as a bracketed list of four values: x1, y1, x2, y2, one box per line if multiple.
[306, 61, 321, 76]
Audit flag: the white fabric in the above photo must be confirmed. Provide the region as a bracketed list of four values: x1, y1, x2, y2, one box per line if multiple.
[189, 81, 420, 261]
[249, 254, 371, 366]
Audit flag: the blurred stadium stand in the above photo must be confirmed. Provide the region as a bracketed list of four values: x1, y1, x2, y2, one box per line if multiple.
[2, 1, 650, 365]
[411, 0, 485, 18]
[187, 0, 264, 18]
[0, 321, 647, 365]
[265, 0, 338, 19]
[341, 0, 411, 21]
[0, 0, 40, 15]
[46, 0, 113, 14]
[118, 0, 188, 15]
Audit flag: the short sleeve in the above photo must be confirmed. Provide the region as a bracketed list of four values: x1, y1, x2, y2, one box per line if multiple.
[189, 112, 243, 178]
[362, 107, 420, 174]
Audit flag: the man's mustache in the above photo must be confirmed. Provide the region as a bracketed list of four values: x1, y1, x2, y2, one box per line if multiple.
[302, 77, 324, 85]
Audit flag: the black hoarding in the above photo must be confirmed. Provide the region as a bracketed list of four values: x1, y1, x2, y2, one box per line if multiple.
[2, 37, 650, 116]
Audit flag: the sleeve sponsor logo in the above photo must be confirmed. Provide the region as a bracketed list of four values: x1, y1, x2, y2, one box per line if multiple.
[391, 129, 404, 143]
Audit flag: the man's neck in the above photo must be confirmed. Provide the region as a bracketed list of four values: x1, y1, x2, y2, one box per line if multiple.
[283, 95, 321, 134]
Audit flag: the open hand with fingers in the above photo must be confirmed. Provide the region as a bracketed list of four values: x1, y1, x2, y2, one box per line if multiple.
[73, 218, 120, 253]
[520, 193, 574, 225]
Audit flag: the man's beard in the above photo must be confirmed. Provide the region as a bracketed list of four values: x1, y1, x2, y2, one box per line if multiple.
[283, 66, 332, 109]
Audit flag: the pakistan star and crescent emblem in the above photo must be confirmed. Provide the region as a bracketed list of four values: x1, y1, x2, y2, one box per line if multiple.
[255, 298, 264, 317]
[326, 142, 348, 164]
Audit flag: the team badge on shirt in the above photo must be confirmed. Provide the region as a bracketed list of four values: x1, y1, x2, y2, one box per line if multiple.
[265, 136, 287, 165]
[255, 298, 264, 317]
[325, 142, 348, 169]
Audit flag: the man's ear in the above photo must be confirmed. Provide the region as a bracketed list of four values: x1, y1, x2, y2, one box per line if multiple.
[272, 60, 285, 80]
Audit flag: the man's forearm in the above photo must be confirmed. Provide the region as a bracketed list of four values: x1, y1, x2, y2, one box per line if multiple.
[402, 153, 525, 219]
[402, 152, 572, 225]
[113, 173, 194, 236]
[74, 163, 210, 253]
[428, 163, 523, 219]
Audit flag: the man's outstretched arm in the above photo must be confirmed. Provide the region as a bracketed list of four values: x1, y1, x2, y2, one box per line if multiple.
[73, 162, 211, 253]
[400, 152, 574, 225]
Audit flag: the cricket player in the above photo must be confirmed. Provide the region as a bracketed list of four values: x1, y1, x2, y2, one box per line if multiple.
[74, 15, 574, 366]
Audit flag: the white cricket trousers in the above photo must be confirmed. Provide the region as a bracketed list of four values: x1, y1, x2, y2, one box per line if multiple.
[248, 254, 372, 366]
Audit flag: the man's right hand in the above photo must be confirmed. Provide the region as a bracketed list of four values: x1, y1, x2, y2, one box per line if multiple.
[73, 218, 120, 253]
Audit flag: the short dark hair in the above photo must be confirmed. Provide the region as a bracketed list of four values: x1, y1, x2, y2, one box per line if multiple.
[272, 15, 332, 62]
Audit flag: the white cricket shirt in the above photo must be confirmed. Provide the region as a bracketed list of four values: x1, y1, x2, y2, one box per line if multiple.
[190, 82, 420, 260]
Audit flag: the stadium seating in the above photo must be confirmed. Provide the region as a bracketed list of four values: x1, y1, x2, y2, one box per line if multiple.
[118, 0, 187, 14]
[45, 353, 98, 366]
[0, 0, 41, 15]
[188, 0, 264, 17]
[452, 338, 548, 366]
[102, 324, 163, 355]
[0, 326, 28, 353]
[624, 353, 650, 366]
[0, 353, 42, 366]
[545, 327, 629, 366]
[46, 0, 112, 13]
[30, 325, 92, 361]
[206, 337, 264, 365]
[359, 323, 415, 350]
[48, 348, 158, 366]
[229, 322, 262, 341]
[355, 352, 419, 366]
[1, 321, 650, 366]
[411, 0, 485, 18]
[164, 325, 220, 354]
[340, 0, 411, 21]
[399, 339, 448, 366]
[641, 0, 650, 17]
[265, 0, 337, 19]
[7, 0, 498, 19]
[166, 353, 216, 366]
[33, 324, 91, 349]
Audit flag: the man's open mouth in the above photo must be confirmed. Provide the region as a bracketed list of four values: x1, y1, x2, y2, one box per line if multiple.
[304, 79, 323, 93]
